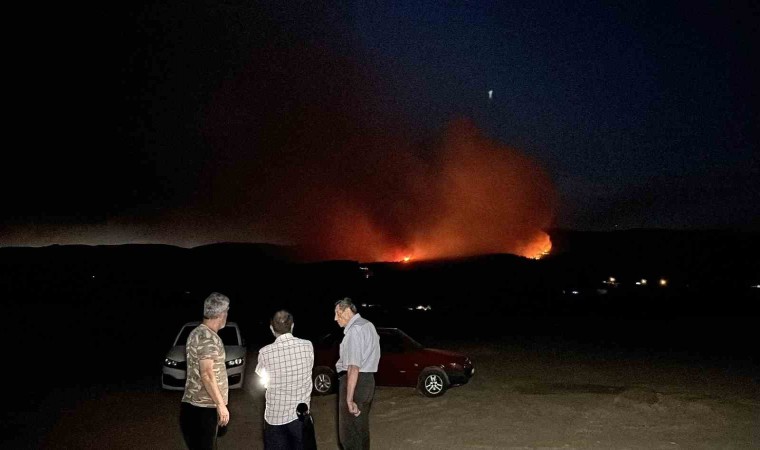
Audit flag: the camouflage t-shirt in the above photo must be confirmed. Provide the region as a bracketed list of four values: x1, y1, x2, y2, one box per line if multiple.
[182, 324, 228, 407]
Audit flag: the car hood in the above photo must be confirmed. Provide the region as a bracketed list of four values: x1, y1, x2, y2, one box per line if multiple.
[420, 348, 468, 363]
[225, 346, 246, 360]
[165, 346, 247, 362]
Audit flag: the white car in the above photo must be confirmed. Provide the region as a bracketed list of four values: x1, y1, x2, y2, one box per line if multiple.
[162, 321, 247, 390]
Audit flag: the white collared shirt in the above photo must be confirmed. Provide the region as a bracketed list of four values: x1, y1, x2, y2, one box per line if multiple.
[255, 333, 314, 425]
[335, 313, 381, 373]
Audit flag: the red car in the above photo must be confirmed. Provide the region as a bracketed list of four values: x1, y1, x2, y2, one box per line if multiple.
[311, 327, 475, 397]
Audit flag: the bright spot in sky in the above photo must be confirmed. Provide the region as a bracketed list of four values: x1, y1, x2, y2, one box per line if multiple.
[488, 89, 493, 100]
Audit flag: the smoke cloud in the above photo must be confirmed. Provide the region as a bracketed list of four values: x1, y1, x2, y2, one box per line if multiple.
[201, 45, 556, 261]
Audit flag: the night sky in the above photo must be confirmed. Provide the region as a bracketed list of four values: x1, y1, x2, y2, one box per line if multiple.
[3, 1, 758, 256]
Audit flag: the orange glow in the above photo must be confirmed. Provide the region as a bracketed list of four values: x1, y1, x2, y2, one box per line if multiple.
[256, 119, 556, 263]
[524, 232, 553, 260]
[401, 230, 552, 261]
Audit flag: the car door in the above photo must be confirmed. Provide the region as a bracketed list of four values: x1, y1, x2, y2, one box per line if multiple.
[376, 329, 418, 386]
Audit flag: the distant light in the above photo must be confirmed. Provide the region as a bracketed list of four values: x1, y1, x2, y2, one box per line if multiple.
[659, 278, 668, 286]
[751, 284, 760, 289]
[641, 279, 647, 285]
[609, 277, 616, 283]
[402, 256, 411, 263]
[635, 282, 641, 285]
[91, 275, 95, 279]
[571, 290, 579, 295]
[488, 89, 493, 100]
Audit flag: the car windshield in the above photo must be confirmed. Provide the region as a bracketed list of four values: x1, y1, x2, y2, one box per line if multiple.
[175, 325, 195, 346]
[397, 330, 423, 348]
[217, 326, 240, 346]
[379, 329, 423, 352]
[174, 324, 240, 346]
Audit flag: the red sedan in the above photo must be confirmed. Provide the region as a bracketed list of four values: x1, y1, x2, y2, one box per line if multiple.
[311, 327, 475, 397]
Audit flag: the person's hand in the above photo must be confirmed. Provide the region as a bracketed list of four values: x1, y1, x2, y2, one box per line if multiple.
[217, 404, 230, 426]
[347, 400, 361, 417]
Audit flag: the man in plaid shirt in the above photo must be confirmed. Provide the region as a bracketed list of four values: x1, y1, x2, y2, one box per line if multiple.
[255, 310, 315, 449]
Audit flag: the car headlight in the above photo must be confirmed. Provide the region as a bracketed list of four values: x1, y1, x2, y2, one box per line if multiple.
[164, 358, 180, 368]
[226, 357, 244, 367]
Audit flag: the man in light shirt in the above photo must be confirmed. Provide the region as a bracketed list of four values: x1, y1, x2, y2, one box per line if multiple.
[255, 310, 314, 449]
[334, 297, 381, 450]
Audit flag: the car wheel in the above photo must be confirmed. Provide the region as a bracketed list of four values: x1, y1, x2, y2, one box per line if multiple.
[418, 368, 449, 397]
[312, 367, 336, 395]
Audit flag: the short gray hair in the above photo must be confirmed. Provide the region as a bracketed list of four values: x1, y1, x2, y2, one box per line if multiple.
[203, 292, 230, 319]
[334, 297, 357, 314]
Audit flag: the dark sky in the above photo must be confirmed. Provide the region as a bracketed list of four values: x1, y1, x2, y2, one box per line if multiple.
[3, 0, 758, 253]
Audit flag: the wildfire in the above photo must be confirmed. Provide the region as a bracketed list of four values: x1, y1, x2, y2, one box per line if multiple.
[269, 120, 556, 264]
[526, 232, 553, 260]
[376, 231, 552, 263]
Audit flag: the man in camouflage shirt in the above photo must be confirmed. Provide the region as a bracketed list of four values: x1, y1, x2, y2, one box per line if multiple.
[180, 292, 231, 450]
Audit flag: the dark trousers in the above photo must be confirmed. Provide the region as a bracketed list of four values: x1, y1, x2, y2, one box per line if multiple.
[180, 402, 218, 450]
[264, 419, 303, 450]
[338, 372, 375, 450]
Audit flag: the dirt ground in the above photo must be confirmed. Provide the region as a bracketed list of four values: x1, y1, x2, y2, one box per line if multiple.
[39, 340, 759, 449]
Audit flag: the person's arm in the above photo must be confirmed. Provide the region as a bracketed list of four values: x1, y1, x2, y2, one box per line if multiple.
[255, 352, 270, 388]
[200, 358, 230, 426]
[255, 358, 263, 376]
[346, 364, 361, 416]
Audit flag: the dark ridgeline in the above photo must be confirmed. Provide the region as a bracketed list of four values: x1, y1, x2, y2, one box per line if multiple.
[1, 230, 758, 395]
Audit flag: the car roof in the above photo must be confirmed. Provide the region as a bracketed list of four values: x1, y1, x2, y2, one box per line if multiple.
[321, 327, 399, 339]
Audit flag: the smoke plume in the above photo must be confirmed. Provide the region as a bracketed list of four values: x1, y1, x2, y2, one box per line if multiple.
[202, 44, 556, 261]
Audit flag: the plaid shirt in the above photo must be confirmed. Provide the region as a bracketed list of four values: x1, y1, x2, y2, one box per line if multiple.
[255, 333, 314, 425]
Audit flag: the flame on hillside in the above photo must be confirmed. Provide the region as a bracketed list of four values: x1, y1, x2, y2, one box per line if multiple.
[291, 120, 556, 262]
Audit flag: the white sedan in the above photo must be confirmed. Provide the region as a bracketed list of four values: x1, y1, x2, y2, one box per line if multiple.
[162, 321, 247, 390]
